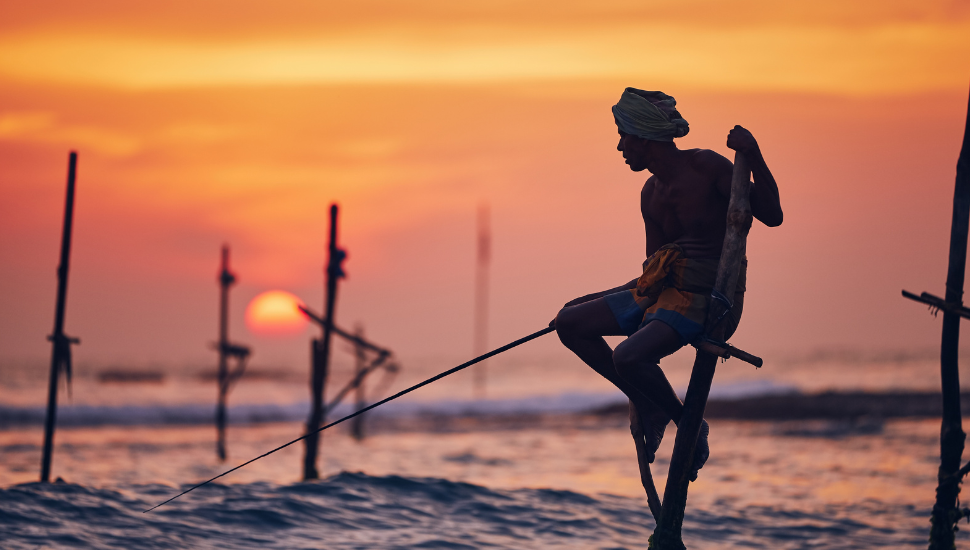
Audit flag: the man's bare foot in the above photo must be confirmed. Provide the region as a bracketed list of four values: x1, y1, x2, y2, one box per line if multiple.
[641, 407, 671, 463]
[689, 419, 710, 481]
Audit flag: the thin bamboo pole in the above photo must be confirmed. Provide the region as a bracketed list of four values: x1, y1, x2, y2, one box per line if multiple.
[40, 151, 79, 483]
[473, 203, 490, 399]
[928, 84, 970, 550]
[352, 325, 367, 441]
[216, 245, 235, 461]
[146, 327, 552, 513]
[303, 204, 342, 480]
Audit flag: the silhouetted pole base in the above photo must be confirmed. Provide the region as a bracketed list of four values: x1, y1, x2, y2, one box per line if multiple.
[303, 339, 329, 480]
[41, 151, 80, 483]
[214, 244, 249, 462]
[303, 204, 343, 481]
[927, 84, 970, 550]
[216, 393, 228, 462]
[352, 326, 367, 441]
[651, 353, 717, 550]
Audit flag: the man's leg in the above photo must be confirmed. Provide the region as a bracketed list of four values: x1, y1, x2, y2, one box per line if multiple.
[555, 299, 670, 460]
[555, 298, 624, 383]
[612, 321, 683, 419]
[613, 320, 711, 480]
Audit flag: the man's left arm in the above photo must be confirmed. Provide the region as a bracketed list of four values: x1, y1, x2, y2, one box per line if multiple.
[727, 125, 783, 227]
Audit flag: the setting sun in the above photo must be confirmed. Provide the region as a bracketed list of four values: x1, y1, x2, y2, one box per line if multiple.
[244, 290, 308, 337]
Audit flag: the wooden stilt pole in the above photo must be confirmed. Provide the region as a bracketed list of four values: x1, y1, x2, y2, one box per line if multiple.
[652, 152, 753, 549]
[630, 402, 663, 521]
[303, 204, 345, 480]
[216, 245, 235, 462]
[40, 151, 80, 483]
[903, 84, 970, 549]
[352, 324, 367, 441]
[473, 203, 491, 399]
[928, 85, 970, 550]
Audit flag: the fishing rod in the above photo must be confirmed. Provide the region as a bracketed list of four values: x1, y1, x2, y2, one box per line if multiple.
[144, 325, 555, 513]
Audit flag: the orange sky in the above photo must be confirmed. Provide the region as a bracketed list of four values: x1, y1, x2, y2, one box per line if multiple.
[1, 0, 969, 373]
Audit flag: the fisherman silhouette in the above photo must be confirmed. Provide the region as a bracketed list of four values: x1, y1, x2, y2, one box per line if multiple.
[553, 88, 783, 481]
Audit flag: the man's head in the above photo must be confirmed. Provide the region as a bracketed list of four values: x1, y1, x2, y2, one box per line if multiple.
[612, 88, 688, 171]
[617, 131, 676, 172]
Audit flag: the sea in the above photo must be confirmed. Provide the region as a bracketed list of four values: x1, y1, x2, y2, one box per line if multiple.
[1, 345, 968, 549]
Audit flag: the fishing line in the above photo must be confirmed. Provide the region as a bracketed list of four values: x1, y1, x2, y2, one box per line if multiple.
[144, 325, 554, 513]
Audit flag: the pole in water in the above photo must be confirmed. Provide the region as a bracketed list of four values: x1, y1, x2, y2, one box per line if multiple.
[351, 324, 367, 441]
[216, 245, 236, 461]
[473, 202, 491, 399]
[144, 326, 553, 513]
[303, 203, 345, 480]
[41, 151, 81, 483]
[929, 83, 970, 550]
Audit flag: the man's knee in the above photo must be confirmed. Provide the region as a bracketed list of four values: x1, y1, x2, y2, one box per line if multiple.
[611, 340, 637, 378]
[554, 307, 586, 344]
[612, 340, 661, 381]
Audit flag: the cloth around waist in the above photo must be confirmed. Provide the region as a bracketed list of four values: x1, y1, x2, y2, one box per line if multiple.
[637, 244, 747, 297]
[660, 257, 747, 295]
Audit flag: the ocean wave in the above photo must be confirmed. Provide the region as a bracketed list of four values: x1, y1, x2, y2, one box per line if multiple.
[0, 393, 628, 429]
[0, 382, 797, 430]
[0, 472, 929, 549]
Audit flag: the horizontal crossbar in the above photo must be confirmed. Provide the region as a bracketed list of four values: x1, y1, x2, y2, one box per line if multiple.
[692, 339, 763, 368]
[298, 305, 393, 356]
[901, 290, 970, 320]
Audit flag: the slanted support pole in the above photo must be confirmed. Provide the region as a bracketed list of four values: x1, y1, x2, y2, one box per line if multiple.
[928, 85, 970, 550]
[631, 403, 663, 521]
[303, 204, 345, 480]
[652, 152, 753, 549]
[298, 305, 399, 425]
[40, 151, 80, 483]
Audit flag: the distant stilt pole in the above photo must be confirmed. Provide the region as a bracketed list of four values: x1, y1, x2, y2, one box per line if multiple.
[351, 324, 367, 441]
[473, 203, 491, 399]
[303, 204, 346, 480]
[40, 151, 81, 483]
[216, 245, 236, 462]
[928, 85, 970, 550]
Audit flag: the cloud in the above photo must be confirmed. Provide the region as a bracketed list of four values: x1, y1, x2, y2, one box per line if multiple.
[0, 111, 141, 156]
[0, 19, 967, 95]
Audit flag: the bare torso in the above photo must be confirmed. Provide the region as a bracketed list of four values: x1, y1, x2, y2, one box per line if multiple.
[640, 148, 733, 259]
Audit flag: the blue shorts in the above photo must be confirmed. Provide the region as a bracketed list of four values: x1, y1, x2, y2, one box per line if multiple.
[603, 290, 705, 345]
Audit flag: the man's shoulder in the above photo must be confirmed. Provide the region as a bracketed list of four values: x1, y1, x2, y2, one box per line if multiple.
[686, 148, 732, 176]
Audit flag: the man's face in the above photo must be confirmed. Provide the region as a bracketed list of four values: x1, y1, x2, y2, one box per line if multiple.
[616, 131, 652, 172]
